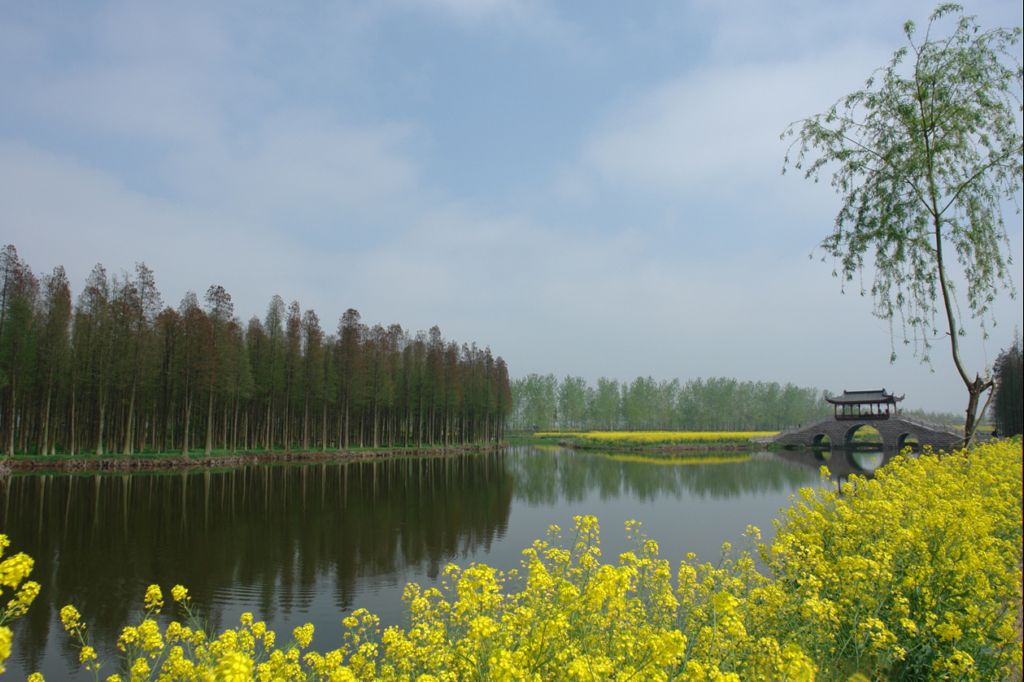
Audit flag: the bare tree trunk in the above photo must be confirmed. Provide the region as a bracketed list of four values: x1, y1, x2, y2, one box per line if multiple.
[69, 386, 76, 456]
[342, 400, 349, 449]
[302, 396, 309, 451]
[181, 391, 191, 457]
[41, 380, 52, 456]
[123, 380, 136, 456]
[264, 401, 271, 450]
[232, 399, 239, 452]
[283, 390, 290, 452]
[204, 387, 214, 456]
[95, 392, 105, 456]
[373, 403, 379, 448]
[5, 376, 15, 456]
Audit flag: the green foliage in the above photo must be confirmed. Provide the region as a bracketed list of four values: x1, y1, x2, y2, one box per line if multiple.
[512, 375, 828, 432]
[0, 247, 512, 456]
[992, 333, 1022, 436]
[783, 3, 1023, 443]
[512, 373, 559, 431]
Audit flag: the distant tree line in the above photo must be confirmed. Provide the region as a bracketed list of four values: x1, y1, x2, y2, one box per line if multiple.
[510, 375, 830, 432]
[0, 245, 512, 456]
[898, 408, 965, 427]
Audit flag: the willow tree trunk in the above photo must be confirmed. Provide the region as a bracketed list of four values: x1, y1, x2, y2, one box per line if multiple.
[932, 213, 994, 447]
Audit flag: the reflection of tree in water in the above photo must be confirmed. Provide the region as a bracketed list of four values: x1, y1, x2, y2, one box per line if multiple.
[508, 447, 818, 505]
[1, 454, 512, 674]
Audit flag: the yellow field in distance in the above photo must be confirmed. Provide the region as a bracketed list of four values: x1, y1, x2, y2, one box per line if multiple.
[532, 430, 778, 443]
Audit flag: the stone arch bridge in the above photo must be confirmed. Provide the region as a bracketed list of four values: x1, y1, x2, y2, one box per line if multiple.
[772, 415, 962, 452]
[773, 389, 963, 452]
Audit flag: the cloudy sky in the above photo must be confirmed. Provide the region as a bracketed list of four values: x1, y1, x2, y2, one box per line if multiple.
[2, 0, 1021, 413]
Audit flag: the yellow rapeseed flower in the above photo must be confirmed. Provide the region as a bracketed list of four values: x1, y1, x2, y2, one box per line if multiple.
[170, 584, 189, 603]
[142, 584, 163, 613]
[41, 438, 1019, 682]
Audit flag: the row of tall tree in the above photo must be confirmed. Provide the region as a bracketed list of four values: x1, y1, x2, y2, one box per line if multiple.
[510, 374, 830, 432]
[0, 246, 512, 456]
[992, 336, 1022, 437]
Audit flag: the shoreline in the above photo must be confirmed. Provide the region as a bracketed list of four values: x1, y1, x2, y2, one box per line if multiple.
[0, 443, 501, 475]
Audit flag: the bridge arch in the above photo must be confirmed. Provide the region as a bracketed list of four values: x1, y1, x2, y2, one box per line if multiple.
[846, 448, 885, 473]
[895, 432, 920, 452]
[769, 410, 962, 452]
[843, 423, 884, 449]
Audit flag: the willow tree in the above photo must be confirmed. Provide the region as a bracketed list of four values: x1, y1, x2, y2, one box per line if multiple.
[783, 4, 1023, 445]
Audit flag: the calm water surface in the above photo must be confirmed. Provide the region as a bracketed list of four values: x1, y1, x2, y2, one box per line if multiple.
[2, 445, 835, 679]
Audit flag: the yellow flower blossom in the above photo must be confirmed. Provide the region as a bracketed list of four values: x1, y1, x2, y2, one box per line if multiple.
[20, 438, 1015, 682]
[129, 656, 150, 682]
[170, 584, 189, 603]
[60, 605, 83, 634]
[142, 584, 163, 613]
[0, 552, 33, 590]
[294, 623, 315, 649]
[0, 626, 11, 675]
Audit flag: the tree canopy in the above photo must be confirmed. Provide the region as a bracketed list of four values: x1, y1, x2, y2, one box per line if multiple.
[510, 374, 829, 432]
[783, 3, 1023, 444]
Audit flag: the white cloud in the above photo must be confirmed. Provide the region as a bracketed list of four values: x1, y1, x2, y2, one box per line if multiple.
[5, 2, 425, 236]
[0, 141, 306, 315]
[409, 0, 526, 21]
[691, 0, 1023, 64]
[399, 0, 585, 51]
[165, 111, 421, 226]
[576, 44, 887, 196]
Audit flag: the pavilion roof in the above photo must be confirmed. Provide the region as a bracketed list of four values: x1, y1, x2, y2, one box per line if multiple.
[825, 389, 904, 405]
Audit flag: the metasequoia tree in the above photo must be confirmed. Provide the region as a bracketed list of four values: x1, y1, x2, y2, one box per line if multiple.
[0, 245, 511, 455]
[783, 4, 1023, 445]
[0, 246, 38, 456]
[992, 334, 1022, 436]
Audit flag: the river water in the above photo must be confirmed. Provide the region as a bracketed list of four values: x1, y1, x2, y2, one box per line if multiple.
[1, 445, 845, 679]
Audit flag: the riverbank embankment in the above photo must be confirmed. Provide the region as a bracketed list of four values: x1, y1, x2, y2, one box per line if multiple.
[0, 443, 500, 475]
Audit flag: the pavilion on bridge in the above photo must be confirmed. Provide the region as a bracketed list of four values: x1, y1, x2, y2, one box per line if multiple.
[826, 389, 904, 421]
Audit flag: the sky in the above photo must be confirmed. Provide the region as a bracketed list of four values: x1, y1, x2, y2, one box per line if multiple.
[1, 0, 1022, 414]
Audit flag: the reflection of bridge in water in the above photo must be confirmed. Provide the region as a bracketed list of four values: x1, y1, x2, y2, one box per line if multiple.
[772, 447, 896, 484]
[771, 389, 962, 452]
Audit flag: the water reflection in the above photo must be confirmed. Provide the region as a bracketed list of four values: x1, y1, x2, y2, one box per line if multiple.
[508, 447, 816, 504]
[2, 446, 823, 679]
[772, 447, 898, 482]
[3, 454, 511, 676]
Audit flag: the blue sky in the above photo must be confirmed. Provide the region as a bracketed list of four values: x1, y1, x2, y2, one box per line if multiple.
[2, 0, 1021, 413]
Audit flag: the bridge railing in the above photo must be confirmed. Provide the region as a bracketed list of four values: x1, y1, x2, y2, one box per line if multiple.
[894, 415, 963, 435]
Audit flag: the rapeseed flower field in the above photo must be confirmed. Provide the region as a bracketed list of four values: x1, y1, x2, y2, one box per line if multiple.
[534, 430, 778, 445]
[2, 438, 1020, 680]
